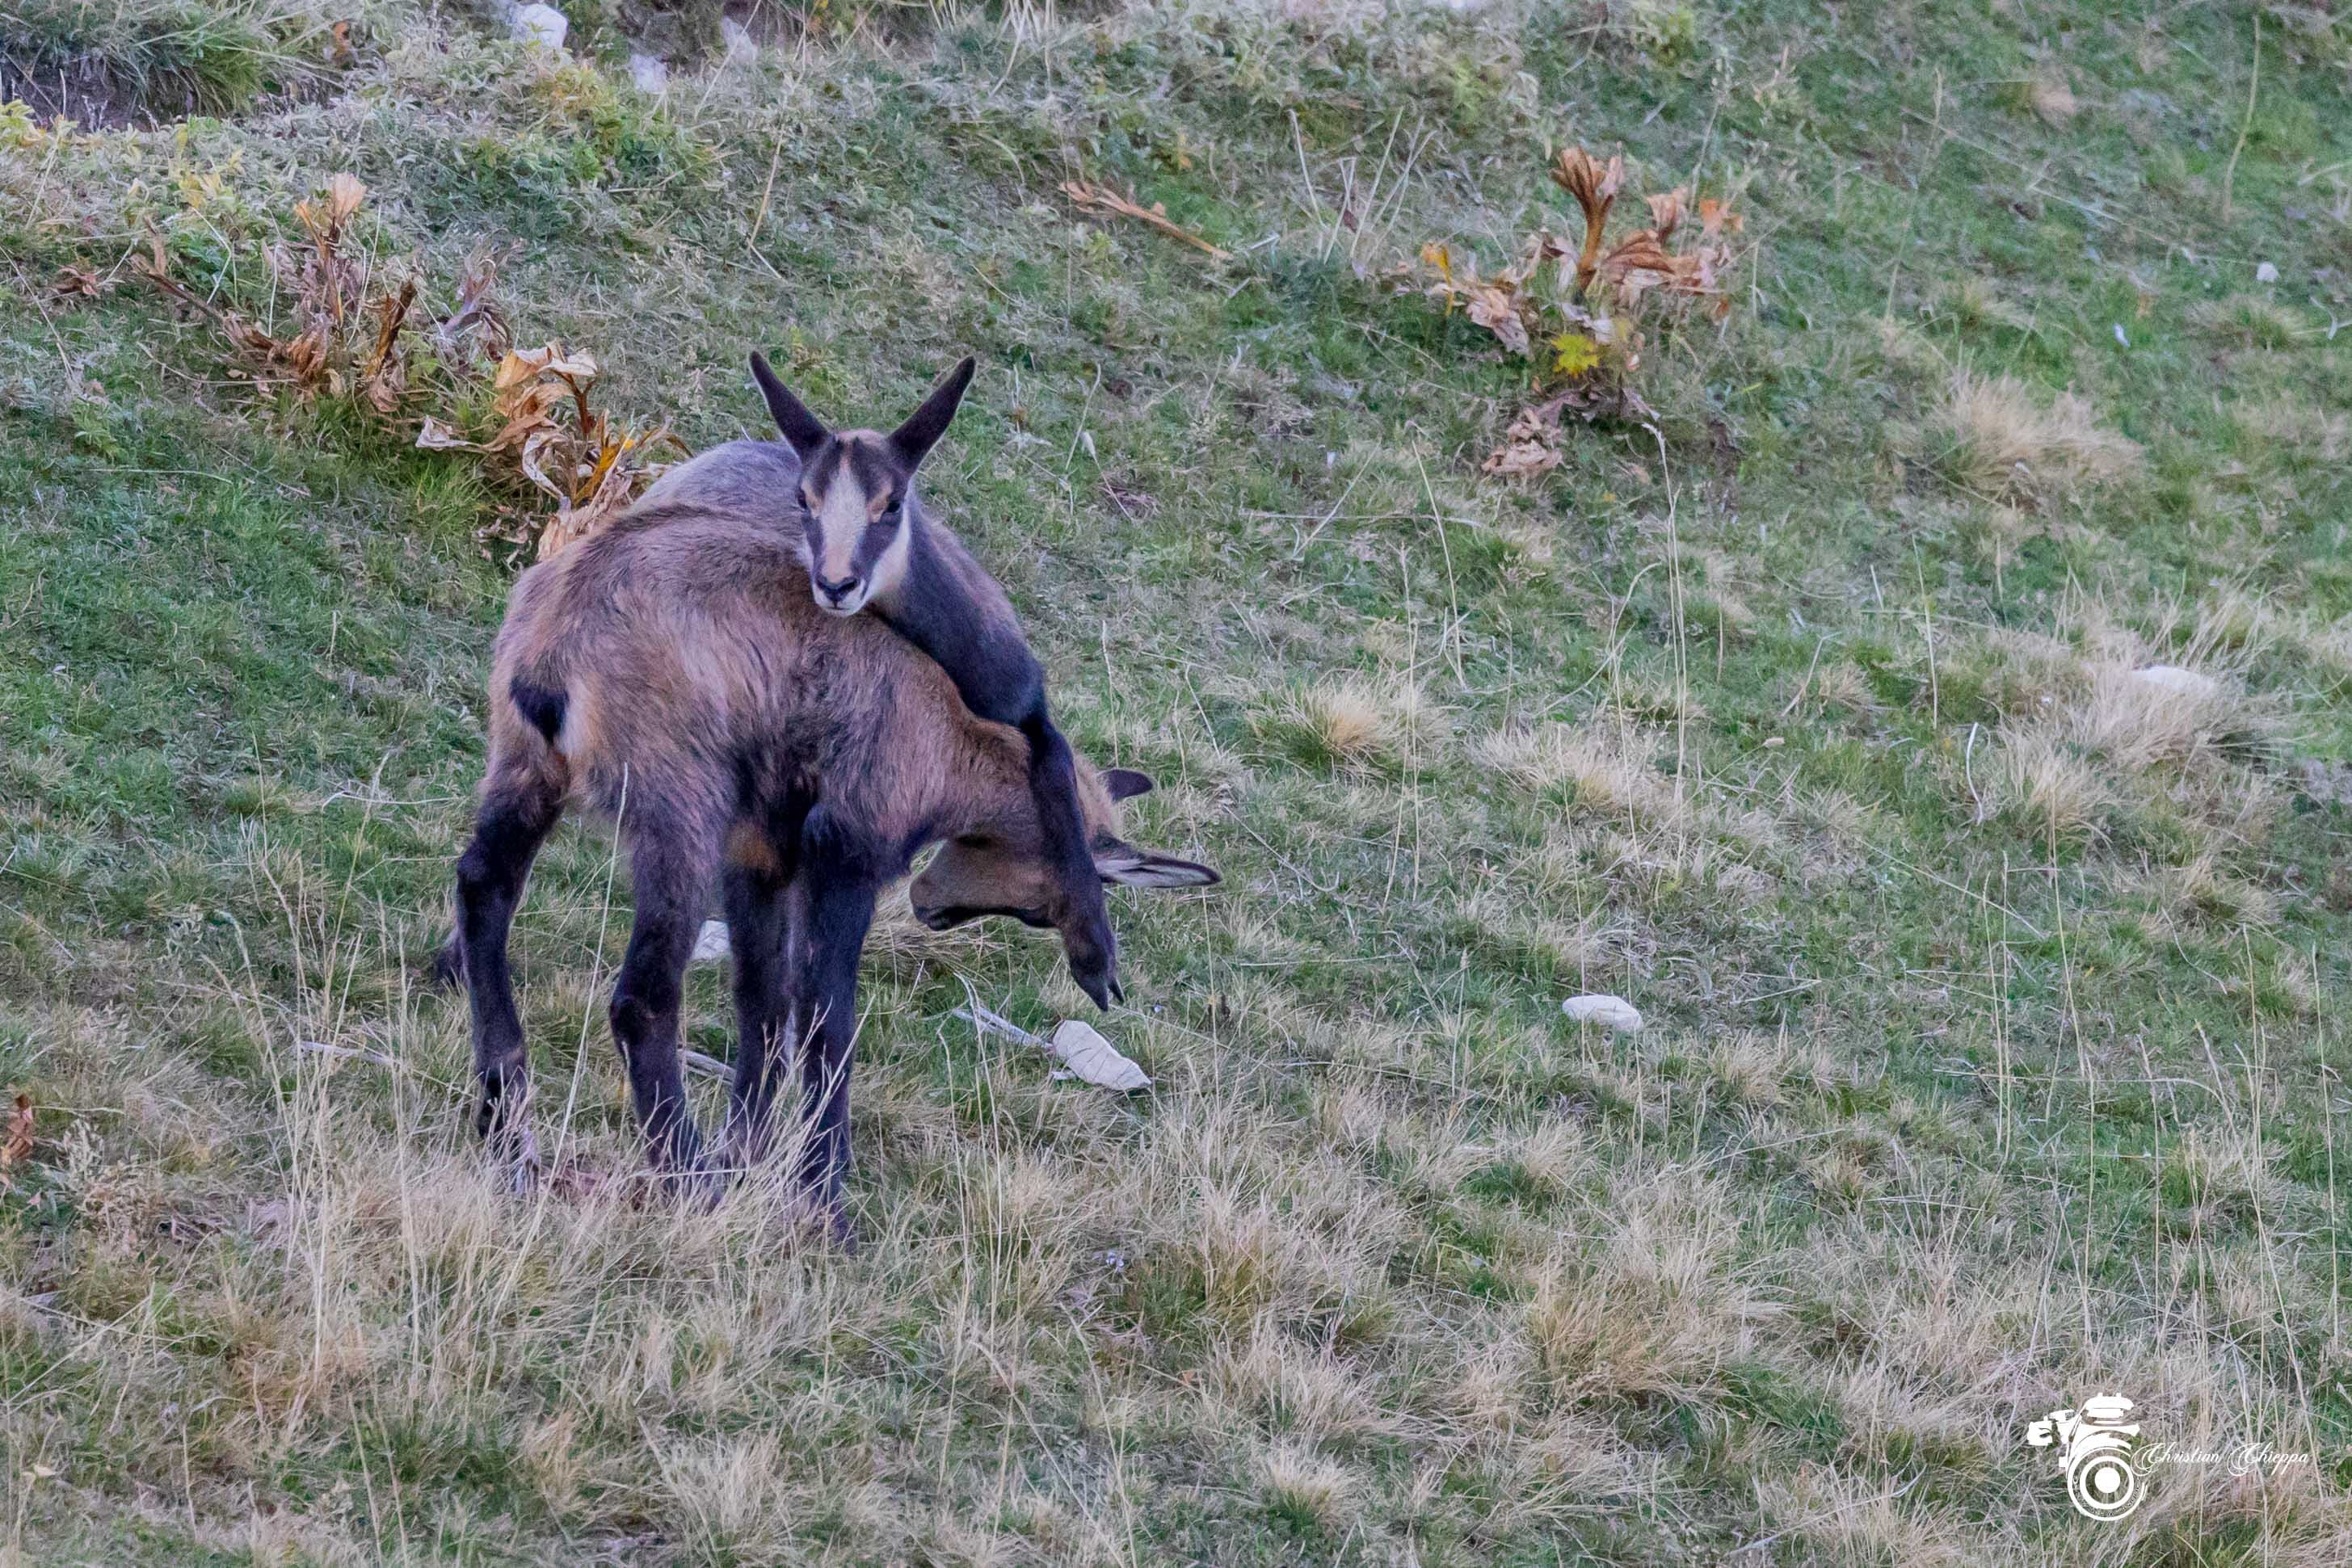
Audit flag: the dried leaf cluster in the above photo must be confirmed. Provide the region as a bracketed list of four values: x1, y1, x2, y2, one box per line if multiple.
[419, 345, 684, 559]
[0, 1093, 32, 1192]
[1391, 145, 1743, 478]
[132, 175, 680, 558]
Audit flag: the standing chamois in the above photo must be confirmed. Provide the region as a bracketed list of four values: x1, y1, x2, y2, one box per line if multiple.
[443, 440, 1216, 1235]
[742, 353, 1124, 1009]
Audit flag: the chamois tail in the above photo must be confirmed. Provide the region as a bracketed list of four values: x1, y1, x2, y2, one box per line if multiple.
[509, 679, 568, 747]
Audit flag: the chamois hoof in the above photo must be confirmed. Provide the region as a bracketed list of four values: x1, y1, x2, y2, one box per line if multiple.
[429, 932, 465, 990]
[653, 1139, 726, 1211]
[675, 1166, 729, 1213]
[503, 1133, 543, 1196]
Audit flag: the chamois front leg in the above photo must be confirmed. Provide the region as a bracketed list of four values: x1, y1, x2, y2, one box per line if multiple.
[784, 810, 881, 1244]
[452, 776, 563, 1183]
[873, 572, 1121, 1009]
[720, 860, 792, 1167]
[719, 792, 813, 1168]
[1019, 705, 1121, 1009]
[610, 828, 720, 1192]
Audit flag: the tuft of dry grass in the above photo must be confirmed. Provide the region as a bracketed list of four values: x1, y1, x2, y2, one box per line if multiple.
[1255, 1441, 1355, 1532]
[1264, 670, 1436, 772]
[2193, 292, 2305, 350]
[1960, 591, 2284, 850]
[1524, 1176, 1780, 1402]
[1932, 370, 2143, 505]
[1982, 729, 2109, 838]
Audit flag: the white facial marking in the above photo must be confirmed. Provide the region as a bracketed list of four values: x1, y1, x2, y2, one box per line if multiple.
[814, 470, 870, 587]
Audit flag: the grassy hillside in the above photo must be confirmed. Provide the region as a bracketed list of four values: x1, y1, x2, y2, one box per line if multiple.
[3, 1, 2350, 1561]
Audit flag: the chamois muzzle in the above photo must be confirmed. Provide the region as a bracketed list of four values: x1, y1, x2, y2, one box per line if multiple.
[812, 572, 867, 615]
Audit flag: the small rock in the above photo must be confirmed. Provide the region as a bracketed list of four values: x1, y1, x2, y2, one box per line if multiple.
[510, 3, 568, 49]
[721, 16, 757, 61]
[628, 52, 668, 92]
[691, 919, 730, 964]
[2256, 261, 2279, 284]
[2131, 664, 2218, 699]
[2112, 323, 2130, 348]
[1562, 994, 1643, 1033]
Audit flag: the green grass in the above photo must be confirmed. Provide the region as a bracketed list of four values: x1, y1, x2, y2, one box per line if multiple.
[0, 0, 330, 124]
[3, 1, 2351, 1562]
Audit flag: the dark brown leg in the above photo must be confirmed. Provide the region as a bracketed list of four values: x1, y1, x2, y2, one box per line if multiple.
[782, 809, 879, 1242]
[454, 778, 563, 1172]
[609, 828, 717, 1185]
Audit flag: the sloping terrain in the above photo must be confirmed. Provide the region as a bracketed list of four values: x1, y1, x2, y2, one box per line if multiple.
[2, 2, 2350, 1561]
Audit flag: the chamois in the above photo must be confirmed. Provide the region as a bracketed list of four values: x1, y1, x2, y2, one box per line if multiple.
[743, 353, 1122, 1009]
[444, 440, 1216, 1234]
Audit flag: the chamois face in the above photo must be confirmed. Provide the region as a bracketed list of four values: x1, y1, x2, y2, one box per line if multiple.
[911, 767, 1219, 932]
[749, 352, 975, 618]
[798, 434, 911, 617]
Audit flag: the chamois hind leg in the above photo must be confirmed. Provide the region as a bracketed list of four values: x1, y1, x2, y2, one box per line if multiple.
[453, 772, 565, 1177]
[782, 812, 880, 1242]
[610, 819, 721, 1188]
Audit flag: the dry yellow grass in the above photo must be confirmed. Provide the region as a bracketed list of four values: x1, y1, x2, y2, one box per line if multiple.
[2029, 70, 2081, 124]
[1265, 670, 1437, 772]
[1983, 729, 2108, 837]
[1935, 371, 2143, 504]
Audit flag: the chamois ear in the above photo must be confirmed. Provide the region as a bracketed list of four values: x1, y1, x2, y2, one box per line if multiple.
[1102, 768, 1155, 801]
[888, 356, 976, 469]
[1095, 843, 1219, 889]
[750, 351, 828, 460]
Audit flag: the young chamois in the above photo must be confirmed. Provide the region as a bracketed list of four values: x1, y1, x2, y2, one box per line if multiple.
[444, 439, 1216, 1233]
[743, 354, 1124, 1008]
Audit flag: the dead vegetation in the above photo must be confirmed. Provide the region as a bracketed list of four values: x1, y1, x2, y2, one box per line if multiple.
[133, 172, 679, 556]
[1392, 143, 1744, 476]
[1961, 595, 2284, 850]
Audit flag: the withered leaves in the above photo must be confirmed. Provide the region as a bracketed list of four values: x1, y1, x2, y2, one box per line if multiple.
[129, 175, 679, 560]
[1399, 144, 1743, 474]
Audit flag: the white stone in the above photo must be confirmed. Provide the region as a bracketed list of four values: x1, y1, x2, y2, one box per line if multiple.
[629, 52, 668, 92]
[691, 919, 730, 964]
[721, 17, 757, 61]
[511, 3, 567, 49]
[2131, 664, 2218, 699]
[1561, 994, 1643, 1032]
[2256, 261, 2279, 284]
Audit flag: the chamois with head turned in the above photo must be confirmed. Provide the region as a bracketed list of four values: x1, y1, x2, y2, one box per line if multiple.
[440, 442, 1216, 1234]
[743, 353, 1123, 1009]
